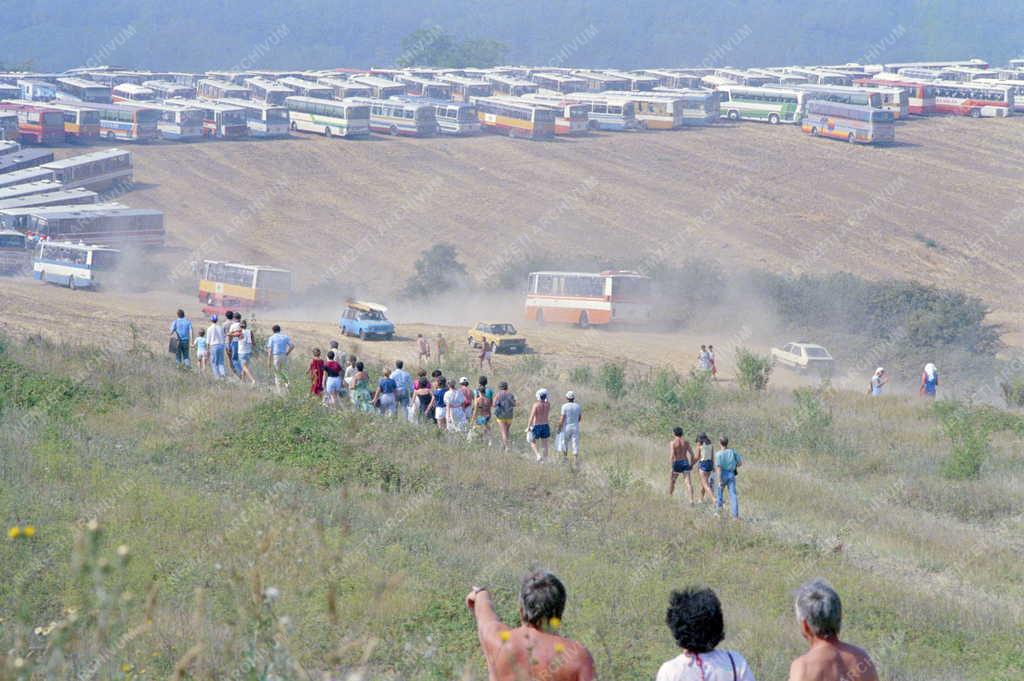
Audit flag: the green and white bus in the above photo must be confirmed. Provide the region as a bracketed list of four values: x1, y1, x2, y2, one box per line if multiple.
[284, 96, 370, 138]
[717, 85, 806, 124]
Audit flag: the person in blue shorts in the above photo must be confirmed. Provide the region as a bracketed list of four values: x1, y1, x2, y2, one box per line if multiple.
[669, 427, 695, 502]
[527, 389, 552, 462]
[919, 363, 939, 398]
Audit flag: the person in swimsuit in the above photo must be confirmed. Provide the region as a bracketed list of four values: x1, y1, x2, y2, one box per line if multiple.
[413, 371, 433, 423]
[472, 376, 494, 443]
[493, 381, 517, 452]
[479, 339, 494, 371]
[351, 361, 373, 413]
[430, 377, 449, 430]
[669, 427, 695, 502]
[528, 389, 552, 462]
[416, 333, 431, 364]
[696, 433, 715, 502]
[919, 362, 939, 398]
[308, 348, 325, 398]
[322, 350, 344, 407]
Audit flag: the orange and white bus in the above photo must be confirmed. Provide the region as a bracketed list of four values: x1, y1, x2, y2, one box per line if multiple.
[931, 81, 1013, 117]
[472, 97, 556, 139]
[521, 94, 589, 135]
[525, 270, 652, 326]
[855, 76, 936, 115]
[198, 260, 292, 313]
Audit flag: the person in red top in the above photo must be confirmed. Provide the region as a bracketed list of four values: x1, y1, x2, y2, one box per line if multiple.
[308, 348, 325, 397]
[322, 350, 344, 407]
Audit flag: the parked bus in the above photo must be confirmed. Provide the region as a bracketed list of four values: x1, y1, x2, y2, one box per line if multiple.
[45, 102, 102, 141]
[571, 70, 629, 92]
[794, 83, 883, 108]
[641, 70, 705, 89]
[487, 74, 539, 97]
[801, 100, 895, 145]
[28, 207, 164, 247]
[609, 92, 686, 129]
[316, 77, 373, 99]
[55, 77, 111, 103]
[243, 77, 294, 105]
[394, 75, 452, 99]
[932, 81, 1014, 117]
[747, 68, 809, 86]
[650, 88, 720, 125]
[276, 77, 332, 99]
[436, 74, 492, 102]
[83, 102, 159, 141]
[521, 94, 590, 135]
[198, 259, 292, 311]
[0, 181, 64, 204]
[473, 97, 556, 139]
[871, 59, 989, 75]
[0, 188, 98, 212]
[284, 96, 369, 138]
[125, 101, 204, 140]
[561, 93, 637, 130]
[525, 270, 652, 326]
[352, 97, 437, 136]
[142, 80, 195, 99]
[18, 80, 57, 102]
[0, 84, 20, 100]
[716, 86, 805, 124]
[0, 167, 53, 188]
[41, 149, 132, 190]
[0, 148, 54, 173]
[350, 75, 407, 99]
[197, 79, 251, 101]
[783, 67, 853, 86]
[111, 83, 157, 103]
[938, 66, 997, 81]
[863, 75, 938, 115]
[0, 113, 18, 140]
[531, 72, 588, 95]
[714, 68, 774, 87]
[167, 99, 248, 138]
[205, 71, 256, 85]
[0, 103, 65, 144]
[602, 70, 659, 91]
[0, 229, 29, 274]
[985, 80, 1024, 112]
[420, 100, 479, 135]
[0, 201, 120, 230]
[217, 98, 289, 137]
[33, 241, 120, 290]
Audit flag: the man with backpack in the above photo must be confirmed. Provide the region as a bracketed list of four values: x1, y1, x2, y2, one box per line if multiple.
[493, 381, 517, 451]
[714, 437, 743, 518]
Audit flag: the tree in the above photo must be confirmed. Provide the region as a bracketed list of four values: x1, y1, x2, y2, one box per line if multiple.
[402, 243, 468, 298]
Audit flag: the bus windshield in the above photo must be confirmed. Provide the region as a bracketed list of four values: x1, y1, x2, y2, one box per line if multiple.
[90, 251, 120, 271]
[0, 234, 25, 249]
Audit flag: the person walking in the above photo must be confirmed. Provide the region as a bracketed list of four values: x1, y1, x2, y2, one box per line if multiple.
[413, 371, 433, 423]
[493, 381, 517, 452]
[528, 389, 552, 462]
[265, 324, 294, 390]
[436, 333, 448, 364]
[351, 361, 373, 413]
[431, 377, 448, 429]
[868, 368, 886, 397]
[237, 319, 256, 385]
[788, 580, 878, 681]
[714, 437, 743, 519]
[669, 427, 695, 502]
[308, 348, 325, 398]
[556, 391, 582, 467]
[656, 587, 756, 681]
[696, 433, 715, 503]
[472, 376, 494, 443]
[416, 333, 431, 364]
[479, 339, 494, 371]
[374, 368, 398, 416]
[193, 329, 208, 373]
[169, 309, 193, 368]
[444, 378, 468, 432]
[227, 313, 244, 377]
[708, 344, 718, 380]
[465, 572, 595, 681]
[697, 345, 712, 373]
[322, 350, 344, 407]
[206, 314, 227, 379]
[919, 362, 939, 398]
[391, 360, 414, 420]
[344, 356, 357, 392]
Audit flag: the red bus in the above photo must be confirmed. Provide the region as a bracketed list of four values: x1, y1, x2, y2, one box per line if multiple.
[931, 81, 1013, 117]
[525, 270, 652, 326]
[0, 103, 65, 144]
[854, 77, 937, 115]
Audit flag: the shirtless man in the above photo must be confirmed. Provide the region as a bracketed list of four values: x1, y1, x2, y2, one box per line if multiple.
[528, 389, 552, 462]
[466, 571, 596, 681]
[789, 579, 879, 681]
[668, 427, 695, 502]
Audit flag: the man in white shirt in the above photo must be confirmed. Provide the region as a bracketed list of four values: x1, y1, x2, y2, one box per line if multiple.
[557, 391, 583, 466]
[205, 315, 227, 378]
[391, 360, 414, 421]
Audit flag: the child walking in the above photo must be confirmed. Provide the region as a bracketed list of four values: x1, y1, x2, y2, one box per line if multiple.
[308, 348, 325, 398]
[193, 329, 208, 373]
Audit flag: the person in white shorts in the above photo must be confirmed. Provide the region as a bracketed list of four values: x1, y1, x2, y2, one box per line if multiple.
[557, 390, 582, 466]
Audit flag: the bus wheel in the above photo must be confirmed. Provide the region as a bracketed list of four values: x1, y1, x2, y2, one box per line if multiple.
[970, 108, 981, 119]
[324, 127, 332, 138]
[728, 110, 740, 121]
[106, 132, 115, 140]
[578, 312, 590, 328]
[848, 133, 856, 144]
[389, 125, 399, 136]
[768, 113, 780, 125]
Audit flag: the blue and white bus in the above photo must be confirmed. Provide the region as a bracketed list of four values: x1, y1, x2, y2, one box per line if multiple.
[33, 240, 121, 290]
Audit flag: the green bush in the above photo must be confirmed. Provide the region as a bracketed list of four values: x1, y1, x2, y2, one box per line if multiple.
[568, 365, 593, 386]
[791, 386, 833, 449]
[1000, 378, 1024, 408]
[736, 348, 772, 391]
[934, 402, 989, 480]
[598, 362, 626, 400]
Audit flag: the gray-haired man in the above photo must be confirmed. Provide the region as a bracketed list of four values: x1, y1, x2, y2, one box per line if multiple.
[788, 579, 878, 681]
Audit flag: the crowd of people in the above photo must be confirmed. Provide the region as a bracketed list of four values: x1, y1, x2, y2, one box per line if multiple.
[467, 572, 878, 681]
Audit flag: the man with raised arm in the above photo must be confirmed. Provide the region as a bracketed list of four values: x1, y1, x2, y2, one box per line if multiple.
[788, 579, 879, 681]
[466, 571, 596, 681]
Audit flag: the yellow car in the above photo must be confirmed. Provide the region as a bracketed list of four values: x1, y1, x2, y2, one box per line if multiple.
[467, 322, 528, 354]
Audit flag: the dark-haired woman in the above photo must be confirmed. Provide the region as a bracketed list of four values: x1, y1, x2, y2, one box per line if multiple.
[657, 587, 755, 681]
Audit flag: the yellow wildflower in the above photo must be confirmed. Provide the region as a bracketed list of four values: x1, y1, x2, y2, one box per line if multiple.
[554, 643, 565, 654]
[549, 616, 561, 630]
[499, 631, 511, 642]
[121, 663, 134, 673]
[8, 526, 20, 539]
[23, 525, 35, 538]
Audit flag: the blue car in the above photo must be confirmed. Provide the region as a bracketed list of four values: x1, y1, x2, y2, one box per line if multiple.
[339, 301, 395, 340]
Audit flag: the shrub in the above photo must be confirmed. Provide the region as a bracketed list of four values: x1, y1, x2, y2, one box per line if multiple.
[1000, 378, 1024, 408]
[934, 402, 989, 480]
[735, 348, 772, 391]
[569, 365, 593, 386]
[791, 386, 833, 449]
[598, 362, 626, 400]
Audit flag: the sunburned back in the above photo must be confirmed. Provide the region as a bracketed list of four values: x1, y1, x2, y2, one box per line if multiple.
[489, 628, 591, 681]
[791, 642, 878, 681]
[534, 401, 550, 423]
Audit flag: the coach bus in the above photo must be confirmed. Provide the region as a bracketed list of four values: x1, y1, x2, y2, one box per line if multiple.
[28, 207, 164, 246]
[714, 68, 774, 87]
[532, 72, 588, 95]
[783, 68, 852, 86]
[931, 81, 1014, 117]
[34, 241, 121, 290]
[520, 94, 589, 135]
[420, 100, 479, 135]
[394, 75, 451, 99]
[0, 84, 20, 101]
[198, 259, 292, 311]
[610, 92, 686, 129]
[746, 69, 808, 86]
[243, 77, 293, 105]
[794, 83, 884, 109]
[571, 70, 629, 92]
[487, 75, 539, 97]
[801, 100, 895, 145]
[650, 88, 720, 125]
[32, 102, 101, 142]
[197, 79, 251, 101]
[473, 97, 556, 139]
[42, 149, 132, 190]
[862, 75, 938, 115]
[436, 74, 491, 102]
[525, 270, 652, 326]
[354, 97, 437, 136]
[0, 103, 65, 144]
[125, 101, 204, 140]
[276, 77, 332, 100]
[111, 83, 157, 103]
[316, 77, 372, 100]
[984, 80, 1024, 112]
[84, 102, 159, 141]
[602, 70, 658, 91]
[142, 80, 195, 100]
[167, 99, 248, 138]
[0, 229, 29, 274]
[55, 78, 111, 103]
[641, 70, 704, 89]
[560, 93, 637, 130]
[716, 86, 805, 124]
[284, 96, 369, 138]
[350, 76, 406, 99]
[218, 98, 289, 137]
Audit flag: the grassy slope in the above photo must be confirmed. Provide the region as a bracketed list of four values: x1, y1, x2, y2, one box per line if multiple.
[1, 335, 1023, 680]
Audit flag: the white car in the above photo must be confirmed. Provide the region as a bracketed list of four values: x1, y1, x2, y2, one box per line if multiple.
[771, 342, 834, 374]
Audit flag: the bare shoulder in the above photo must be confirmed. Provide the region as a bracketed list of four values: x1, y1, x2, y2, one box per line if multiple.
[788, 653, 808, 681]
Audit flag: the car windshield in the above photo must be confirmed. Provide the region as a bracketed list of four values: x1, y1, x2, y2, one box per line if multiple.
[804, 346, 830, 358]
[489, 324, 516, 334]
[356, 310, 386, 321]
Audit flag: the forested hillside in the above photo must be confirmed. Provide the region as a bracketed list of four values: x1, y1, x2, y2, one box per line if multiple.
[3, 1, 1023, 71]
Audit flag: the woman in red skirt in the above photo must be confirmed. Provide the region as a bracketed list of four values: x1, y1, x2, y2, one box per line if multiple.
[308, 348, 325, 397]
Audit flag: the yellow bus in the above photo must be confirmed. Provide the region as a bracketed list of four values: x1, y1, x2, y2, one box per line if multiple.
[472, 97, 556, 139]
[198, 260, 292, 313]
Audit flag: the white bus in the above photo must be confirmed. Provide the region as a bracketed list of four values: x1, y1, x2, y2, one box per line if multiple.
[561, 92, 638, 131]
[18, 80, 57, 102]
[167, 98, 248, 138]
[717, 85, 806, 124]
[650, 88, 720, 125]
[526, 270, 652, 326]
[218, 98, 290, 137]
[126, 101, 205, 140]
[243, 77, 294, 105]
[487, 74, 539, 97]
[111, 83, 157, 103]
[605, 91, 686, 129]
[420, 100, 480, 135]
[316, 77, 373, 99]
[395, 75, 452, 99]
[285, 96, 370, 137]
[33, 240, 120, 290]
[532, 72, 588, 95]
[986, 80, 1024, 112]
[0, 229, 29, 274]
[197, 79, 251, 101]
[714, 68, 774, 87]
[602, 70, 659, 91]
[41, 148, 132, 190]
[436, 74, 492, 102]
[571, 70, 630, 92]
[55, 77, 112, 103]
[793, 83, 883, 108]
[142, 80, 195, 99]
[276, 77, 332, 99]
[350, 75, 407, 99]
[641, 70, 705, 89]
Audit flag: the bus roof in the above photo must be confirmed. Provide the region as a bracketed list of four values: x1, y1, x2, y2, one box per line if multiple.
[0, 167, 54, 188]
[217, 97, 286, 111]
[168, 98, 244, 113]
[244, 77, 296, 92]
[0, 189, 98, 210]
[202, 259, 291, 273]
[276, 76, 331, 91]
[112, 83, 154, 95]
[42, 148, 129, 170]
[35, 207, 162, 221]
[351, 75, 406, 88]
[0, 202, 125, 218]
[56, 77, 110, 90]
[40, 240, 119, 252]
